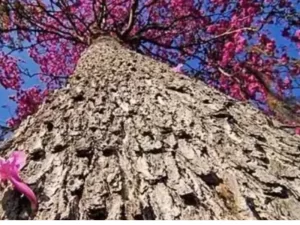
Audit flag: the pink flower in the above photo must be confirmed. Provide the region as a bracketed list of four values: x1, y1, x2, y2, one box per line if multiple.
[171, 64, 184, 73]
[0, 151, 37, 211]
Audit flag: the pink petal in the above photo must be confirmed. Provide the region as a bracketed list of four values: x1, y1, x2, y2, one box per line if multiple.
[9, 151, 27, 170]
[0, 157, 9, 181]
[171, 64, 184, 73]
[10, 176, 38, 212]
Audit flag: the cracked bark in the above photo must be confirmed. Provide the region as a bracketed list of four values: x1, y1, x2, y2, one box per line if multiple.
[1, 36, 300, 220]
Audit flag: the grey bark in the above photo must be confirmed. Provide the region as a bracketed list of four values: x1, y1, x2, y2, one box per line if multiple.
[1, 36, 300, 220]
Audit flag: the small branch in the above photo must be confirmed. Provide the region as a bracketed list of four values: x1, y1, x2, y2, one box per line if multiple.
[121, 0, 139, 38]
[218, 67, 233, 77]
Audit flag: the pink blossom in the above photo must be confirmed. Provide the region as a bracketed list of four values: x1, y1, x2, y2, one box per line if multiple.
[171, 64, 184, 73]
[0, 151, 37, 211]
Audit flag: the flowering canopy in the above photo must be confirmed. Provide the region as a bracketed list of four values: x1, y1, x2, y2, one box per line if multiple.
[0, 0, 300, 130]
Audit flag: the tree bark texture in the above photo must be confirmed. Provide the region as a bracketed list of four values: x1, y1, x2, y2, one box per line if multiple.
[1, 36, 300, 220]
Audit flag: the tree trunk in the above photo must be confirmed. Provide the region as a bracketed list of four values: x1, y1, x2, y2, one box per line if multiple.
[1, 36, 300, 220]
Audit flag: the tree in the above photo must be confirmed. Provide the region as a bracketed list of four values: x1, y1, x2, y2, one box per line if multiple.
[0, 0, 300, 131]
[1, 36, 300, 219]
[1, 0, 300, 220]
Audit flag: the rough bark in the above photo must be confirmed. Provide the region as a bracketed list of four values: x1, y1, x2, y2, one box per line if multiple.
[1, 36, 300, 220]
